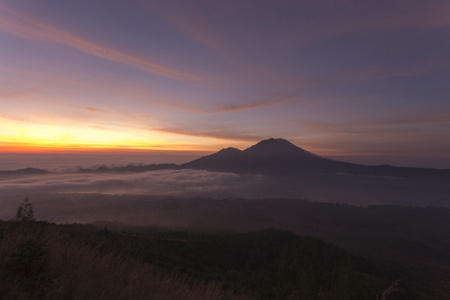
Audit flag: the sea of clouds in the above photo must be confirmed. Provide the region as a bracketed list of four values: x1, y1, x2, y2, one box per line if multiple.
[1, 168, 449, 223]
[0, 169, 269, 220]
[0, 169, 267, 197]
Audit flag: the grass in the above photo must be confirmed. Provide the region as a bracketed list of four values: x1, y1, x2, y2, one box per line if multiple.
[0, 220, 411, 299]
[0, 221, 242, 300]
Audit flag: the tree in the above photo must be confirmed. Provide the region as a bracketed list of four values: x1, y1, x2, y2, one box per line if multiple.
[15, 196, 34, 221]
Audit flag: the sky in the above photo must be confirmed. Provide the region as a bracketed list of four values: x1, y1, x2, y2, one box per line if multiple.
[1, 0, 449, 168]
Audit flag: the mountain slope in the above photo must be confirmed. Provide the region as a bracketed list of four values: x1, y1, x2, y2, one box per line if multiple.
[0, 168, 50, 176]
[2, 139, 448, 181]
[182, 138, 450, 179]
[183, 138, 351, 173]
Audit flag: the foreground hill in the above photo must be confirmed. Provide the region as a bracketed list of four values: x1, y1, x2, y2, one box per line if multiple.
[0, 220, 401, 300]
[30, 193, 450, 298]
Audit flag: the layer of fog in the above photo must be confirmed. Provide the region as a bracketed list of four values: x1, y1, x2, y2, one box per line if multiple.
[1, 168, 449, 223]
[0, 169, 262, 220]
[0, 169, 268, 195]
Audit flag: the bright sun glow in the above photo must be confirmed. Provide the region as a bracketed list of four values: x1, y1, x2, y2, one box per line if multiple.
[0, 117, 220, 152]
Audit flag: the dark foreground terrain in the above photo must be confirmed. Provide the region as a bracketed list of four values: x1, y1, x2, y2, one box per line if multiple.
[0, 219, 412, 300]
[2, 200, 450, 300]
[20, 194, 450, 299]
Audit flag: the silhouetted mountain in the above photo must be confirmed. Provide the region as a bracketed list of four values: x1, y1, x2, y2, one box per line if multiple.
[182, 138, 450, 180]
[183, 138, 348, 173]
[245, 138, 315, 156]
[241, 138, 342, 170]
[0, 167, 50, 176]
[3, 139, 448, 181]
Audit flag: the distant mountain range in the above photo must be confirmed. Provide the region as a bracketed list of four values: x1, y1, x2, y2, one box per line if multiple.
[1, 138, 449, 180]
[0, 167, 50, 176]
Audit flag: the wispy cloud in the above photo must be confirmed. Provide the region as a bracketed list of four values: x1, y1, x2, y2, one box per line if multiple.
[206, 93, 295, 114]
[2, 63, 285, 119]
[297, 112, 450, 134]
[151, 127, 260, 144]
[141, 1, 231, 62]
[300, 0, 450, 41]
[83, 107, 103, 113]
[274, 55, 448, 91]
[0, 3, 202, 85]
[141, 0, 450, 93]
[292, 112, 450, 158]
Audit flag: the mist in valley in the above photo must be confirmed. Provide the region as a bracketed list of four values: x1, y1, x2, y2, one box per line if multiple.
[1, 167, 449, 226]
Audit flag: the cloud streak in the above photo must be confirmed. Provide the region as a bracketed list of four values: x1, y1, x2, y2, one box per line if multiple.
[140, 0, 233, 62]
[297, 112, 450, 134]
[0, 3, 202, 85]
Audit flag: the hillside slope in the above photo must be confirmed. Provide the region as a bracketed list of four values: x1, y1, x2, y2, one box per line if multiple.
[182, 138, 450, 179]
[0, 220, 402, 300]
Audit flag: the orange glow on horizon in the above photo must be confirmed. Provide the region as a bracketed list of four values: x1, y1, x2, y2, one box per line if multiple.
[0, 141, 221, 154]
[0, 116, 241, 153]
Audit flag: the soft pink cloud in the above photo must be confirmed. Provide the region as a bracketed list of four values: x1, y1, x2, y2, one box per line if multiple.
[84, 107, 103, 113]
[152, 126, 261, 143]
[2, 63, 284, 118]
[0, 3, 202, 85]
[142, 2, 230, 61]
[297, 111, 450, 133]
[141, 0, 450, 91]
[291, 112, 450, 158]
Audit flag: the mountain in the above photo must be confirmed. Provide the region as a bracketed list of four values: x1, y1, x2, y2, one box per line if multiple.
[182, 138, 450, 179]
[0, 167, 50, 176]
[3, 139, 448, 181]
[182, 138, 348, 173]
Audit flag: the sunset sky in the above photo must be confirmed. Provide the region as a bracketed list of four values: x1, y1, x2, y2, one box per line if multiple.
[1, 0, 449, 168]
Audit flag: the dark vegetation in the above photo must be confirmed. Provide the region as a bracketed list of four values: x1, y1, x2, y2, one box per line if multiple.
[33, 194, 450, 299]
[2, 195, 450, 298]
[0, 221, 234, 300]
[1, 219, 403, 300]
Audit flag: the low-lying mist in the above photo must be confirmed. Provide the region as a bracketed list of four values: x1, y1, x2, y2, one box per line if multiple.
[1, 168, 449, 223]
[0, 169, 263, 221]
[0, 169, 263, 197]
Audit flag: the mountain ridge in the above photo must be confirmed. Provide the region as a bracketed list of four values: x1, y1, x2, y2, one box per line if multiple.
[1, 138, 449, 180]
[183, 138, 353, 173]
[182, 138, 450, 179]
[0, 167, 50, 176]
